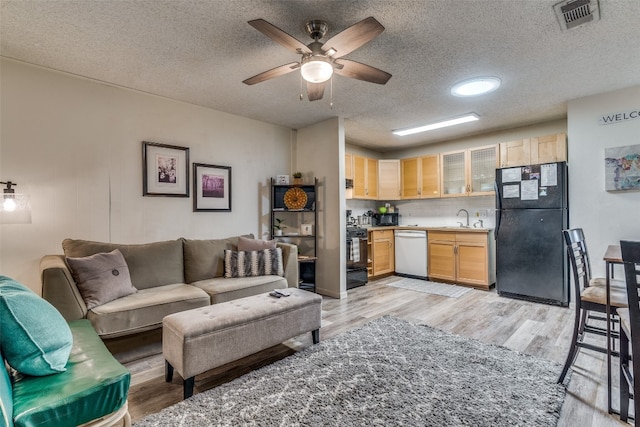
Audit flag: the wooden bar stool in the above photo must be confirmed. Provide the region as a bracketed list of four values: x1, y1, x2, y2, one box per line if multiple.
[619, 240, 640, 424]
[557, 229, 628, 384]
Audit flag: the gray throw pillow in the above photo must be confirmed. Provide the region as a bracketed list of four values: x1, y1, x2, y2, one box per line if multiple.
[66, 249, 137, 310]
[224, 248, 284, 278]
[237, 236, 277, 251]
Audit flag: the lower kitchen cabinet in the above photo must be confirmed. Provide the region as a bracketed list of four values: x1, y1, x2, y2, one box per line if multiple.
[428, 230, 495, 289]
[370, 229, 395, 277]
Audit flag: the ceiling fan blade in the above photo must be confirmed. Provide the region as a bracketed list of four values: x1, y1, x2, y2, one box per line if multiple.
[249, 19, 311, 54]
[242, 62, 300, 85]
[333, 59, 391, 84]
[321, 17, 384, 59]
[306, 82, 325, 101]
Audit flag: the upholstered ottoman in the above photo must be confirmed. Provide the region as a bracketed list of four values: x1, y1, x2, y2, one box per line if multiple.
[163, 288, 322, 399]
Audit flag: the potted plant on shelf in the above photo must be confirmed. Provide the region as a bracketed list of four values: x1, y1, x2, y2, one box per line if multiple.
[292, 172, 303, 185]
[274, 218, 286, 236]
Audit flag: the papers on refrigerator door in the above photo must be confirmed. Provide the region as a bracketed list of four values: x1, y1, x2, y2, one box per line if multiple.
[540, 163, 558, 186]
[502, 168, 522, 182]
[521, 179, 539, 200]
[503, 184, 520, 198]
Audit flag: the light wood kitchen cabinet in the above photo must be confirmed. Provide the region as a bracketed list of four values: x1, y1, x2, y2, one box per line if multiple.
[401, 155, 440, 199]
[531, 133, 567, 164]
[353, 155, 378, 199]
[499, 133, 566, 167]
[345, 153, 353, 180]
[370, 229, 394, 276]
[428, 230, 494, 289]
[441, 145, 498, 197]
[378, 159, 401, 200]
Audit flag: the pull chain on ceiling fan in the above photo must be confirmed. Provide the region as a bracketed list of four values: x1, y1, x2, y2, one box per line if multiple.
[242, 17, 392, 102]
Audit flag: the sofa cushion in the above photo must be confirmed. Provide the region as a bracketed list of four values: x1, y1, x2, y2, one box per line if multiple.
[182, 234, 252, 283]
[237, 236, 277, 251]
[62, 238, 184, 290]
[224, 248, 284, 278]
[0, 276, 73, 376]
[66, 249, 137, 310]
[11, 319, 130, 427]
[87, 283, 210, 338]
[191, 275, 287, 304]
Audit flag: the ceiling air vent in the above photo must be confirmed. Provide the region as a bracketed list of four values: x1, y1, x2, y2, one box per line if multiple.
[553, 0, 600, 31]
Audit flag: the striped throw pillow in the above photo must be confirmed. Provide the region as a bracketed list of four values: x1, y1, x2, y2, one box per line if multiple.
[224, 248, 284, 278]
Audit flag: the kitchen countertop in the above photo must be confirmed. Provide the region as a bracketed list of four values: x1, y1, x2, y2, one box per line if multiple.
[359, 225, 493, 233]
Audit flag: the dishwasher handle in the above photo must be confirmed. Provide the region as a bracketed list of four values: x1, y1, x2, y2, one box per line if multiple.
[394, 231, 427, 238]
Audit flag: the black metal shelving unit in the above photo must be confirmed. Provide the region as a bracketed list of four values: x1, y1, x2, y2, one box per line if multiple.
[270, 177, 318, 292]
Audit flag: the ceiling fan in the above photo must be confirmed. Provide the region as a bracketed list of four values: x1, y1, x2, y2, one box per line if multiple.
[242, 17, 392, 101]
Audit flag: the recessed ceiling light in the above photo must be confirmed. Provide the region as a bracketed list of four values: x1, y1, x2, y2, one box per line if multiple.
[451, 77, 501, 97]
[393, 113, 480, 136]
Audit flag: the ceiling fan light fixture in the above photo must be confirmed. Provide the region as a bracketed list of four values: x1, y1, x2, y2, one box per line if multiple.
[393, 114, 480, 136]
[451, 77, 501, 97]
[300, 57, 333, 83]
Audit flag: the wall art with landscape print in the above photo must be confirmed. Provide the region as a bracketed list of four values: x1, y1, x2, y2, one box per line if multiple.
[605, 144, 640, 191]
[193, 163, 232, 211]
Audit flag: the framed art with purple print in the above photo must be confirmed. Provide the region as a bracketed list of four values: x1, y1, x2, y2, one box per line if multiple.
[142, 141, 189, 197]
[193, 163, 232, 212]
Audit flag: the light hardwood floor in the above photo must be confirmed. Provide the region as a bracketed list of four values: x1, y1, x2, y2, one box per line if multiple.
[124, 276, 629, 425]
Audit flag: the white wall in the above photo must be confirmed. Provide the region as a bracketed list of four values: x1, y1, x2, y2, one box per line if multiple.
[296, 117, 346, 298]
[568, 85, 640, 279]
[0, 59, 293, 293]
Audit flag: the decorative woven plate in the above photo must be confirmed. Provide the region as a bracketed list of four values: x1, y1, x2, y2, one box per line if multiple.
[283, 187, 307, 210]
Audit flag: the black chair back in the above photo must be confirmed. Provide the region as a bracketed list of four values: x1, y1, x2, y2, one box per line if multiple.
[620, 239, 640, 424]
[563, 229, 591, 294]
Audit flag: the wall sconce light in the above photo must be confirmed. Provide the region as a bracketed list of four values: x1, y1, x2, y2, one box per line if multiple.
[1, 181, 31, 224]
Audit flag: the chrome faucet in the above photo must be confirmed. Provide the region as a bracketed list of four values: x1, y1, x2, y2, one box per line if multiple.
[457, 209, 469, 227]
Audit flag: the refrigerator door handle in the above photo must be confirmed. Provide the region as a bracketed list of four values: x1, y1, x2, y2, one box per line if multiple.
[494, 180, 501, 240]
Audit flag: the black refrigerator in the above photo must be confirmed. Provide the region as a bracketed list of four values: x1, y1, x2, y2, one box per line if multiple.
[495, 162, 569, 306]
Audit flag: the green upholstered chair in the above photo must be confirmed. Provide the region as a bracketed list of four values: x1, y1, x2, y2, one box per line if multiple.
[1, 275, 131, 427]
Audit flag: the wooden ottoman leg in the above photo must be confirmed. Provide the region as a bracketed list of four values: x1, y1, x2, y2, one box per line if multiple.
[165, 361, 174, 382]
[184, 377, 195, 399]
[312, 329, 320, 344]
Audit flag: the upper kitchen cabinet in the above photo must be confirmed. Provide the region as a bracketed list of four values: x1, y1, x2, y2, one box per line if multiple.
[441, 145, 498, 197]
[378, 159, 401, 200]
[499, 133, 566, 167]
[353, 155, 378, 199]
[345, 153, 353, 180]
[401, 155, 440, 199]
[531, 133, 567, 165]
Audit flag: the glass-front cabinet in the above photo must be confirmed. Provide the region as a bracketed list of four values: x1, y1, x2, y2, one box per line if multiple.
[441, 145, 498, 197]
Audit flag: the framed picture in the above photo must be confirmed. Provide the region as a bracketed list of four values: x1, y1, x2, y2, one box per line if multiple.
[142, 141, 189, 197]
[301, 223, 313, 236]
[193, 163, 232, 211]
[276, 175, 290, 184]
[605, 144, 640, 191]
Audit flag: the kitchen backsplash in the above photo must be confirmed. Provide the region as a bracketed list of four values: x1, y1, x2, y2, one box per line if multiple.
[346, 196, 495, 228]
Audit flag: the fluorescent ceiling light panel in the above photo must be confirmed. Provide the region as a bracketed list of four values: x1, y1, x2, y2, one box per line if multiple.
[451, 77, 501, 97]
[393, 114, 480, 136]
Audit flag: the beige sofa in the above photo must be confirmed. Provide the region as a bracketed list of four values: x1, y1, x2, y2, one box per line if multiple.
[40, 235, 298, 339]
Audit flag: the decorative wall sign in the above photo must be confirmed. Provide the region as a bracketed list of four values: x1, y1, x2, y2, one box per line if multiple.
[142, 141, 189, 197]
[193, 163, 232, 211]
[605, 144, 640, 191]
[599, 109, 640, 125]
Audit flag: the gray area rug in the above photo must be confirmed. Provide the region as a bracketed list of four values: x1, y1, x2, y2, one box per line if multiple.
[134, 316, 567, 427]
[388, 277, 472, 298]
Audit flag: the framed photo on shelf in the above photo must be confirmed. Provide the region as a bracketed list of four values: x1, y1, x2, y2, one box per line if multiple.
[301, 223, 313, 236]
[142, 141, 189, 197]
[276, 175, 289, 185]
[193, 163, 232, 212]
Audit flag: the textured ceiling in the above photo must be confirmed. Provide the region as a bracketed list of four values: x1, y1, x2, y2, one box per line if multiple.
[2, 0, 639, 151]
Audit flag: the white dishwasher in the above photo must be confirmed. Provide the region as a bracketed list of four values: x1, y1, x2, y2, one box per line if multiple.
[394, 230, 428, 278]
